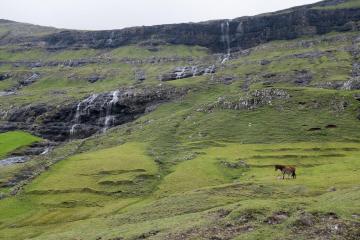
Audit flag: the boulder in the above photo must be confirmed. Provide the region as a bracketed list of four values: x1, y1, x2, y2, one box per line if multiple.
[293, 70, 313, 86]
[19, 73, 40, 86]
[0, 73, 11, 81]
[160, 65, 216, 81]
[134, 69, 146, 82]
[86, 74, 103, 83]
[342, 78, 360, 90]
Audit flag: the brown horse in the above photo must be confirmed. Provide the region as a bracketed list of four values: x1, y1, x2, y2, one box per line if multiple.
[275, 165, 296, 179]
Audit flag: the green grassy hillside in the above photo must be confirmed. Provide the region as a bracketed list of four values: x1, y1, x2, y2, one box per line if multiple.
[0, 18, 359, 240]
[0, 131, 40, 158]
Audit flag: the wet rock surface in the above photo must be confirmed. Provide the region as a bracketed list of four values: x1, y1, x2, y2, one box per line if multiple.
[159, 65, 216, 81]
[0, 156, 30, 167]
[0, 73, 11, 81]
[1, 86, 187, 141]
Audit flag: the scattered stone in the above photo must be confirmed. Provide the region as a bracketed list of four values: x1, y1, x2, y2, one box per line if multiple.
[293, 70, 312, 86]
[265, 211, 289, 225]
[212, 88, 290, 111]
[294, 212, 315, 227]
[351, 62, 360, 78]
[19, 73, 40, 86]
[342, 78, 360, 90]
[325, 124, 337, 129]
[215, 209, 232, 218]
[0, 73, 11, 81]
[86, 74, 103, 83]
[220, 160, 249, 169]
[0, 156, 30, 167]
[328, 186, 337, 192]
[292, 51, 328, 59]
[307, 127, 322, 131]
[218, 76, 234, 85]
[138, 230, 160, 239]
[159, 65, 216, 81]
[259, 59, 271, 65]
[262, 73, 277, 79]
[317, 81, 344, 90]
[134, 69, 146, 82]
[0, 91, 15, 97]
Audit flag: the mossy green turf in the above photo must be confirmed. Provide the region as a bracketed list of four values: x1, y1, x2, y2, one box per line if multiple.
[0, 131, 40, 158]
[0, 142, 359, 239]
[0, 131, 41, 194]
[314, 0, 360, 9]
[0, 29, 360, 239]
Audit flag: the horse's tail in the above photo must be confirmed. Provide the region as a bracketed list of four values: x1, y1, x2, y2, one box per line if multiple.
[292, 170, 296, 179]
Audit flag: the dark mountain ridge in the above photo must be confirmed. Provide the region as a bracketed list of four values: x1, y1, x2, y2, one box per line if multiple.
[2, 0, 360, 52]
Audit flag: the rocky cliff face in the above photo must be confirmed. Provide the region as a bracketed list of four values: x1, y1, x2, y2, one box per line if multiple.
[1, 86, 187, 141]
[38, 2, 360, 52]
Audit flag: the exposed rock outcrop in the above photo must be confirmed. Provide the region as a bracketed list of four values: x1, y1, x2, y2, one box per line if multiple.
[318, 79, 360, 90]
[0, 73, 11, 81]
[159, 65, 216, 81]
[3, 1, 358, 53]
[134, 69, 146, 82]
[198, 88, 290, 112]
[18, 73, 40, 86]
[1, 86, 187, 141]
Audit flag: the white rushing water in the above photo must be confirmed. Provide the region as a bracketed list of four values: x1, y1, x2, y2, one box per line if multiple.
[70, 94, 98, 136]
[221, 20, 231, 64]
[40, 147, 51, 155]
[176, 67, 187, 79]
[103, 90, 120, 132]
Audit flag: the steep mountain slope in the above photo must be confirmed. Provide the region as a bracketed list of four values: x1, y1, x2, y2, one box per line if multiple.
[0, 0, 360, 239]
[0, 19, 60, 45]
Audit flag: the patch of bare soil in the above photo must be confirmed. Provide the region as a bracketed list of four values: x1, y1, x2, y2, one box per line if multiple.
[163, 208, 255, 240]
[292, 212, 360, 240]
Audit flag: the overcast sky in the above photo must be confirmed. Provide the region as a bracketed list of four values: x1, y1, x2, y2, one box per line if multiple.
[0, 0, 320, 30]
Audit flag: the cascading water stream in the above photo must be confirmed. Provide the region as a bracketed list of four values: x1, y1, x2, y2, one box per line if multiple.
[221, 20, 231, 64]
[103, 90, 120, 132]
[70, 94, 98, 136]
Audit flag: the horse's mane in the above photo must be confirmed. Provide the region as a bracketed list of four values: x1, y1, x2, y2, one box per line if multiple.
[275, 164, 285, 169]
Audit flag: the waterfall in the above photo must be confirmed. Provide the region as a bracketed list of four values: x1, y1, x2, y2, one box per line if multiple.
[221, 20, 231, 64]
[70, 94, 98, 136]
[176, 67, 186, 79]
[40, 147, 51, 155]
[103, 90, 120, 132]
[70, 124, 79, 136]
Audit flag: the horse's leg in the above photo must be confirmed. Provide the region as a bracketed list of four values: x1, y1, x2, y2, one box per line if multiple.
[282, 172, 285, 180]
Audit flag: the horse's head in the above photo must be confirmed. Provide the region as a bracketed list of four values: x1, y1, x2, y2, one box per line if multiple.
[275, 165, 283, 171]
